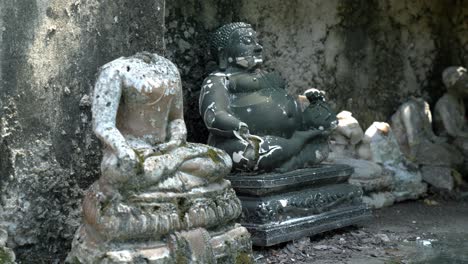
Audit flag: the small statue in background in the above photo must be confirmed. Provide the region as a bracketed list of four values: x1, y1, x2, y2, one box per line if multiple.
[199, 22, 337, 172]
[391, 97, 462, 167]
[327, 111, 392, 204]
[67, 52, 252, 263]
[360, 122, 427, 204]
[434, 66, 468, 159]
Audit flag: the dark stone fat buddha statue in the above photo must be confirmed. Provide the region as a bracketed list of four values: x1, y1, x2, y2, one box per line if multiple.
[198, 23, 370, 247]
[199, 22, 337, 172]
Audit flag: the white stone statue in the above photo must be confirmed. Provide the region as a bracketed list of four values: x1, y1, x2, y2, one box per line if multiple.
[328, 111, 389, 192]
[67, 52, 252, 263]
[361, 122, 427, 205]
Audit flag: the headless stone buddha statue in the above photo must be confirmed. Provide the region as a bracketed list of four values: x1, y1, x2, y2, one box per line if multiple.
[199, 22, 337, 172]
[93, 53, 232, 195]
[67, 52, 252, 263]
[391, 97, 462, 167]
[434, 66, 468, 158]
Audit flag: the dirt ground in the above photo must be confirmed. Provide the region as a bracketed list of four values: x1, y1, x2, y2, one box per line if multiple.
[253, 193, 468, 264]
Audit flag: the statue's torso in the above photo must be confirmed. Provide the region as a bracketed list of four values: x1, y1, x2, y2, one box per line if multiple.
[434, 94, 466, 137]
[227, 71, 301, 138]
[111, 57, 180, 145]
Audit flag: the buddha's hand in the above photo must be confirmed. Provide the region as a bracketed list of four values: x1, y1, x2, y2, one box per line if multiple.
[152, 140, 180, 155]
[304, 88, 326, 103]
[238, 122, 250, 139]
[117, 147, 140, 173]
[234, 123, 260, 162]
[238, 123, 260, 151]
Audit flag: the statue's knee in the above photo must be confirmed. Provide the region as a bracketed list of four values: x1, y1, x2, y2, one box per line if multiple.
[182, 152, 231, 178]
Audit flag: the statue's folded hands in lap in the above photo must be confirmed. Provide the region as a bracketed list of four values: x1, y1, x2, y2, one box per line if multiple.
[199, 22, 337, 172]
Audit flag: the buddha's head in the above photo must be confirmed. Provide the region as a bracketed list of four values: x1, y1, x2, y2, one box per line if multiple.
[443, 66, 468, 96]
[211, 22, 263, 71]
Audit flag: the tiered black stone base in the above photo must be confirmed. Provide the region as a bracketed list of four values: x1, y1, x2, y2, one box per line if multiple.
[227, 164, 371, 246]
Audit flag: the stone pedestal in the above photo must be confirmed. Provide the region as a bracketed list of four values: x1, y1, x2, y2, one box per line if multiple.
[227, 164, 371, 246]
[66, 181, 252, 263]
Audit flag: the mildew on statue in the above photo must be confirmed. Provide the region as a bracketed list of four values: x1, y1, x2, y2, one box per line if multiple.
[67, 52, 253, 263]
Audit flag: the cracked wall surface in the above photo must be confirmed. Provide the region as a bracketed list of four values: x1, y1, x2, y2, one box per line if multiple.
[0, 0, 467, 262]
[0, 0, 164, 262]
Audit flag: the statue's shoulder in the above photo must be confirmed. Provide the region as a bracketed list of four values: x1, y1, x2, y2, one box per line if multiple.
[207, 71, 229, 78]
[264, 71, 286, 89]
[435, 94, 457, 111]
[203, 71, 229, 84]
[98, 52, 178, 76]
[399, 97, 427, 111]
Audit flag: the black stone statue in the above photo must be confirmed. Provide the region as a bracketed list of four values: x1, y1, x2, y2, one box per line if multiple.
[198, 23, 370, 247]
[199, 22, 337, 172]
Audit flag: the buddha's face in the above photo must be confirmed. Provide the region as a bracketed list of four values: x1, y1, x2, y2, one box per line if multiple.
[226, 27, 263, 70]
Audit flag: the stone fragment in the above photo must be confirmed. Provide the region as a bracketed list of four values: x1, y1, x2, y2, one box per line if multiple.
[362, 192, 396, 209]
[363, 122, 427, 201]
[328, 111, 395, 206]
[421, 166, 454, 191]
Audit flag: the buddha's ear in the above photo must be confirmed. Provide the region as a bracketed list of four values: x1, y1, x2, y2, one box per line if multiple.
[218, 48, 228, 71]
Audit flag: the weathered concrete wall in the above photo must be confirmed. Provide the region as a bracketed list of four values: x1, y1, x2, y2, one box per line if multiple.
[0, 0, 467, 262]
[0, 0, 164, 261]
[165, 0, 468, 141]
[453, 3, 468, 68]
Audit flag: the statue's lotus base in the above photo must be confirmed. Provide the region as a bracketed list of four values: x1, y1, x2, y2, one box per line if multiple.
[66, 180, 253, 263]
[227, 164, 371, 246]
[66, 224, 251, 264]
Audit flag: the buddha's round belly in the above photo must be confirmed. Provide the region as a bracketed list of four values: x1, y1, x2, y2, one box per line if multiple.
[230, 90, 301, 138]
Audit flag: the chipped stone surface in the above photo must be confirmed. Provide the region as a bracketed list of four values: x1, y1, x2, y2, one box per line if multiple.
[0, 0, 165, 261]
[364, 122, 427, 203]
[67, 53, 252, 263]
[327, 111, 394, 207]
[421, 166, 455, 191]
[362, 192, 396, 209]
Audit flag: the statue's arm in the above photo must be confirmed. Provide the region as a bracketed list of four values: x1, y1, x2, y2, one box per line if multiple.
[400, 103, 419, 147]
[438, 103, 468, 138]
[159, 79, 187, 153]
[199, 76, 247, 137]
[423, 103, 446, 143]
[92, 67, 135, 160]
